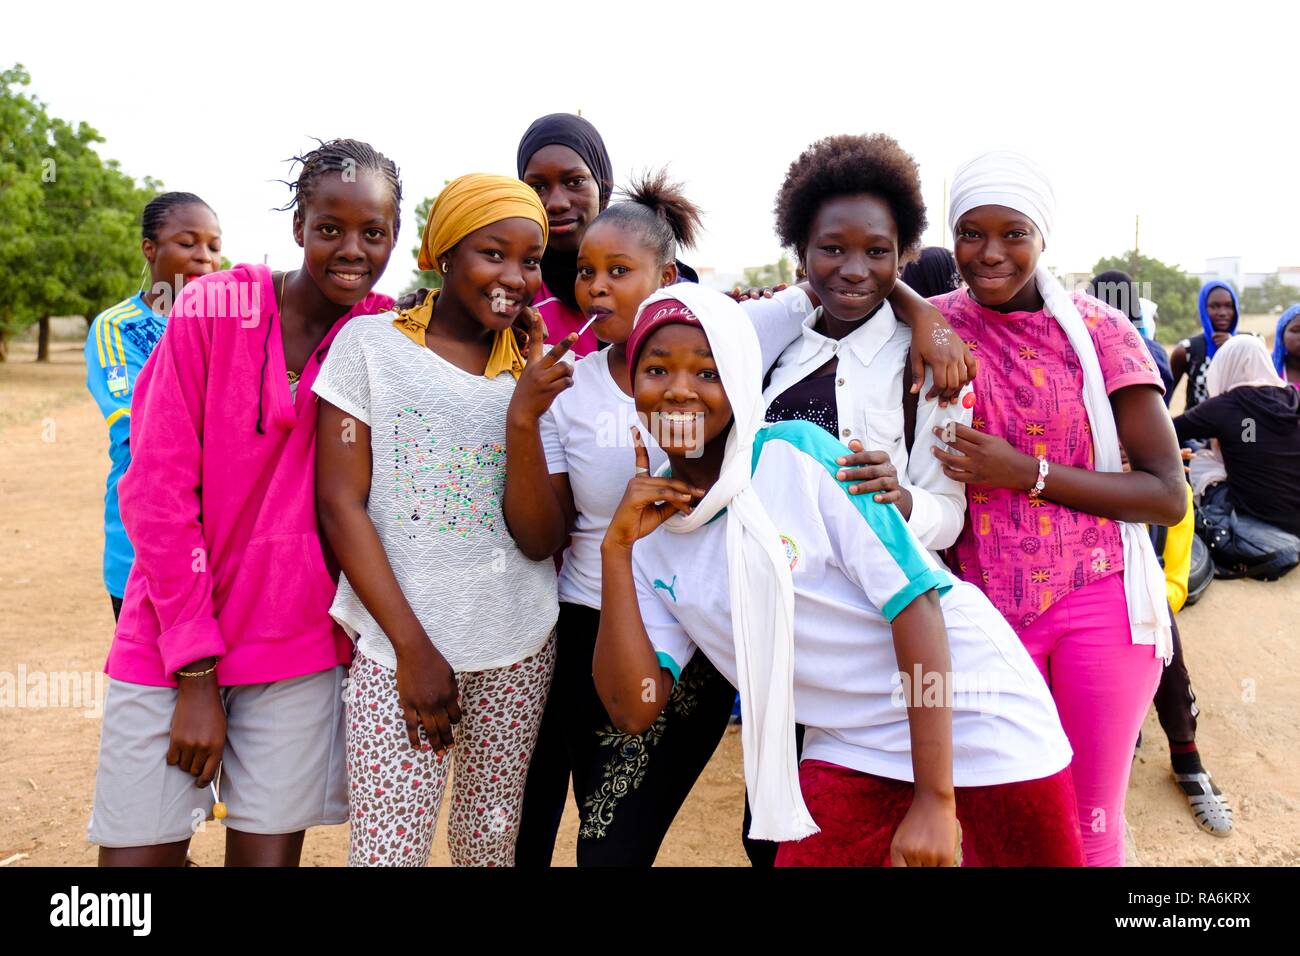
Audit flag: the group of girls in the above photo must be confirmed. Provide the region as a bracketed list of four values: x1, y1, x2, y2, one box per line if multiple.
[88, 112, 1198, 868]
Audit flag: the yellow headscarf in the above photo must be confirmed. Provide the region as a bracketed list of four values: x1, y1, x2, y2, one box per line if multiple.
[393, 173, 549, 380]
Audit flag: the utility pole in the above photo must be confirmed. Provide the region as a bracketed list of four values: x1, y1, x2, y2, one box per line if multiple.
[1130, 214, 1140, 275]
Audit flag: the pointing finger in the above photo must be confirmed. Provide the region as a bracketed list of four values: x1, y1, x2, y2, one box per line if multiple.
[526, 310, 545, 363]
[631, 426, 650, 475]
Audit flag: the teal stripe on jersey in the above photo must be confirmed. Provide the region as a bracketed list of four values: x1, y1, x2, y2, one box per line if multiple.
[655, 651, 682, 684]
[751, 419, 952, 620]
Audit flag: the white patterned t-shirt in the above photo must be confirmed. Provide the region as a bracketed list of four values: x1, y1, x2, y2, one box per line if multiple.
[312, 312, 558, 672]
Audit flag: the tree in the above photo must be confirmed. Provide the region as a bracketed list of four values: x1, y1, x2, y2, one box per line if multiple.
[36, 120, 152, 359]
[0, 64, 154, 361]
[0, 65, 47, 361]
[738, 254, 794, 292]
[403, 193, 444, 295]
[1241, 274, 1300, 315]
[1091, 250, 1201, 342]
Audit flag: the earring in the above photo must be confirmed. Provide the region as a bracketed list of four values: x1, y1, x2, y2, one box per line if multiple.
[441, 261, 449, 274]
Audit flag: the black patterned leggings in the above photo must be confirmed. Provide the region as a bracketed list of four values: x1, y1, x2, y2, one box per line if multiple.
[515, 602, 736, 867]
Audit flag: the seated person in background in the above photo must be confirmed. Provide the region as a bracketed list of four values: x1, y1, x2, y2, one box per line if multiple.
[1173, 335, 1300, 540]
[1171, 281, 1240, 411]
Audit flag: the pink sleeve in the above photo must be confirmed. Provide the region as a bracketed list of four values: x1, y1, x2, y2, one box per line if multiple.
[118, 282, 226, 675]
[366, 292, 395, 313]
[1082, 296, 1164, 396]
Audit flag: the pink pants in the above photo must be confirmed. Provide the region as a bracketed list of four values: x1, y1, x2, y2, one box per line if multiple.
[1018, 573, 1162, 866]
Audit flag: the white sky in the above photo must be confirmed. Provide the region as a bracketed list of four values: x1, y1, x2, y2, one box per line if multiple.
[6, 0, 1296, 298]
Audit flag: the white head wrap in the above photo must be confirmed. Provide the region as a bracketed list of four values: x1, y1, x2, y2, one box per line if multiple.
[949, 150, 1055, 245]
[631, 282, 817, 842]
[948, 151, 1173, 662]
[1207, 334, 1286, 397]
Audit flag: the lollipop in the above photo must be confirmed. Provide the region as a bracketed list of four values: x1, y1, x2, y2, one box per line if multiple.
[210, 779, 228, 821]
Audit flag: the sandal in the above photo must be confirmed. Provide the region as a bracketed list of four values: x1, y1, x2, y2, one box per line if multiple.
[1174, 771, 1233, 836]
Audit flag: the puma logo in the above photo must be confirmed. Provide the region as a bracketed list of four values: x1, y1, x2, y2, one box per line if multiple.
[653, 575, 678, 603]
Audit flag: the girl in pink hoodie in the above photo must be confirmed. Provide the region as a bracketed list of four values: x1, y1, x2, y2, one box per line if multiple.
[88, 139, 401, 867]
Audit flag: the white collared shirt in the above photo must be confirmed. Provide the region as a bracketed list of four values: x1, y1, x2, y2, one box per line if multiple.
[760, 302, 971, 551]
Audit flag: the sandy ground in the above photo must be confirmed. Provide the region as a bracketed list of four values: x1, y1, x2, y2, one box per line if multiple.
[1, 340, 1296, 867]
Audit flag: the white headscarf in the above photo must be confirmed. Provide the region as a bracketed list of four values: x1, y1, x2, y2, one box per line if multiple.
[949, 151, 1173, 662]
[1190, 319, 1280, 500]
[632, 282, 817, 842]
[1207, 334, 1286, 397]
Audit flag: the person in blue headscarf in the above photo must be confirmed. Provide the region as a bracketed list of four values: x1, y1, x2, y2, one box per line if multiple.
[1273, 305, 1300, 389]
[1171, 280, 1240, 410]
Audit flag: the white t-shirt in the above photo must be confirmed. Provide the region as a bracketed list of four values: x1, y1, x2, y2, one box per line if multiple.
[539, 287, 813, 610]
[313, 312, 559, 672]
[541, 347, 666, 609]
[630, 421, 1071, 787]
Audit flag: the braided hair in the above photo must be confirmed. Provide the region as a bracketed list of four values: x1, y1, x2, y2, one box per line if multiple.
[255, 139, 402, 435]
[278, 137, 402, 232]
[141, 191, 212, 241]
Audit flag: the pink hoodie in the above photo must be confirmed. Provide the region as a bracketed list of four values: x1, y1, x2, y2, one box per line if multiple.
[109, 263, 393, 687]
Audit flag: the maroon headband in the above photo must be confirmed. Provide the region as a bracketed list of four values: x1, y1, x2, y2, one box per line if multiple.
[626, 298, 702, 373]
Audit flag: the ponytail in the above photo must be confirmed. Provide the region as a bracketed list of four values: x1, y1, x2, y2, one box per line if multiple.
[595, 168, 702, 266]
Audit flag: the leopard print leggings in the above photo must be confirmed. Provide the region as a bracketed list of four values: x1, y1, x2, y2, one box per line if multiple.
[346, 635, 555, 867]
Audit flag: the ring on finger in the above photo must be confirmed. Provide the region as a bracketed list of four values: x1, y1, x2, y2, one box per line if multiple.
[635, 467, 649, 476]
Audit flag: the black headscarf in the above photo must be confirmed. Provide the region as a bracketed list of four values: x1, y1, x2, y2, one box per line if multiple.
[516, 113, 613, 311]
[899, 246, 961, 299]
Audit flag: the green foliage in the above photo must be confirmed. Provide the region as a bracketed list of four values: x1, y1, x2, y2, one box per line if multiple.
[403, 193, 443, 295]
[0, 63, 155, 360]
[1091, 250, 1201, 342]
[1241, 274, 1300, 315]
[0, 65, 46, 357]
[738, 254, 794, 292]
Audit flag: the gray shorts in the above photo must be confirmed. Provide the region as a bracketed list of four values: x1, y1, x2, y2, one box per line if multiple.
[87, 666, 348, 848]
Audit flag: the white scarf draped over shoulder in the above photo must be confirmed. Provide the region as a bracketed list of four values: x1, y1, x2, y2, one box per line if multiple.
[632, 283, 817, 841]
[949, 151, 1173, 662]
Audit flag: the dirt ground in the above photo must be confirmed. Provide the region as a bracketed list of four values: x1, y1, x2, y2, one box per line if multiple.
[1, 340, 1296, 867]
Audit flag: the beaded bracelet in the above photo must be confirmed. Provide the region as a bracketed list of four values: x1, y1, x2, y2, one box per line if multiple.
[1028, 456, 1050, 499]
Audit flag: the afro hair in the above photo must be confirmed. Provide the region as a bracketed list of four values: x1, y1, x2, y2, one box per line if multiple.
[775, 133, 927, 260]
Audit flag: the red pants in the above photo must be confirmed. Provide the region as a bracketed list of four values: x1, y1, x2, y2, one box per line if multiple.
[774, 760, 1085, 867]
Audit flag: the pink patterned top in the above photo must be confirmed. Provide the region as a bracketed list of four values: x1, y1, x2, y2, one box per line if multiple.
[933, 289, 1164, 632]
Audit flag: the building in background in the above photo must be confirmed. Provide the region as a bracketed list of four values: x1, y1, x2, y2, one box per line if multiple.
[1190, 256, 1300, 294]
